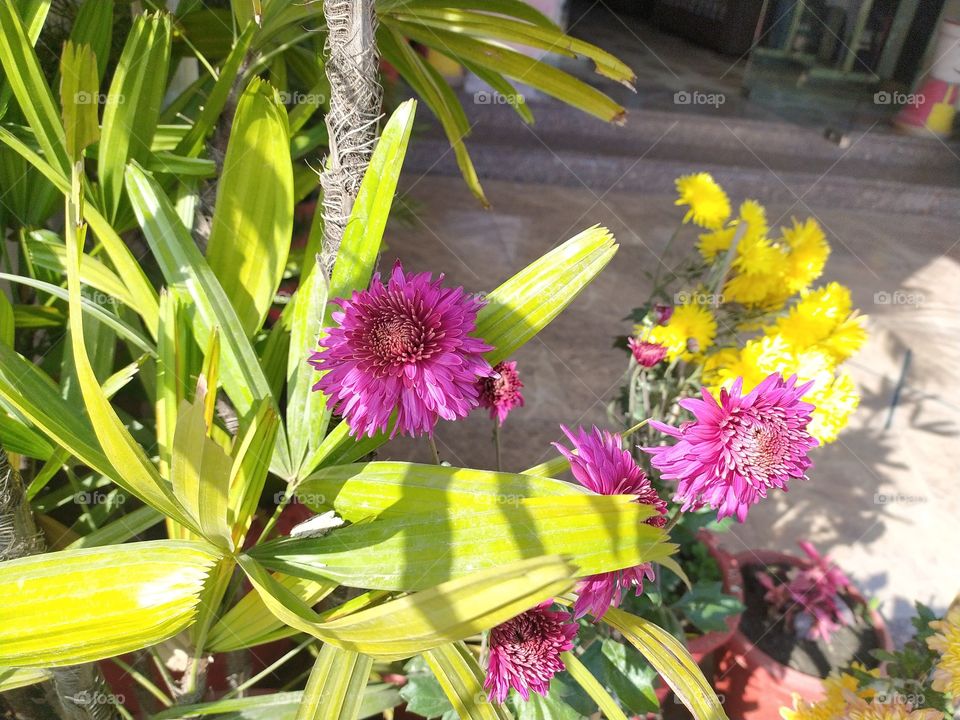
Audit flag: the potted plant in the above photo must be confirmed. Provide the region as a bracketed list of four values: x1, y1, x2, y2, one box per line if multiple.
[780, 598, 959, 720]
[715, 542, 893, 719]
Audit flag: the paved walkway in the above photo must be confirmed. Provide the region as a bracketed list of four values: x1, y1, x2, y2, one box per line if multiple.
[381, 175, 960, 643]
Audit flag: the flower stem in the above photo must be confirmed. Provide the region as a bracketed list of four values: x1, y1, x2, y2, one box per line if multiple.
[493, 422, 502, 472]
[428, 435, 441, 465]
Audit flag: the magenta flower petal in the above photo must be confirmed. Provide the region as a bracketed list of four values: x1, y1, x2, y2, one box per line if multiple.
[552, 425, 667, 620]
[628, 338, 668, 368]
[309, 261, 493, 438]
[644, 372, 818, 523]
[478, 360, 525, 425]
[484, 601, 577, 703]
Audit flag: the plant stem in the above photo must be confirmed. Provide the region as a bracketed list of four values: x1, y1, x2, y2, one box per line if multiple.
[493, 422, 502, 472]
[428, 435, 441, 465]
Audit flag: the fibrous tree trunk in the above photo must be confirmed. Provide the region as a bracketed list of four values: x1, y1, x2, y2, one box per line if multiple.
[0, 450, 117, 720]
[319, 0, 382, 275]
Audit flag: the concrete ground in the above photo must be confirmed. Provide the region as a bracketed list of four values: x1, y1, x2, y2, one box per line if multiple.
[380, 174, 960, 643]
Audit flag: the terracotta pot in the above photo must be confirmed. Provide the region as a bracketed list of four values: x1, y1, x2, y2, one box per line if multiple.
[649, 532, 744, 716]
[714, 549, 893, 720]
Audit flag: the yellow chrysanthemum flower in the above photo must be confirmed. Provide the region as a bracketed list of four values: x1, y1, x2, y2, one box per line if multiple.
[928, 607, 960, 699]
[698, 199, 769, 262]
[724, 271, 785, 307]
[767, 283, 867, 364]
[647, 303, 717, 363]
[734, 233, 785, 277]
[806, 372, 860, 444]
[844, 698, 943, 720]
[780, 672, 866, 720]
[820, 314, 868, 365]
[782, 217, 830, 294]
[675, 173, 731, 230]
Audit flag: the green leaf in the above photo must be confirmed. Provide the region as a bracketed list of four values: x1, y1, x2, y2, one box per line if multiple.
[228, 398, 279, 546]
[206, 77, 293, 336]
[297, 461, 585, 521]
[237, 554, 574, 661]
[150, 685, 402, 720]
[125, 162, 292, 477]
[175, 22, 256, 158]
[171, 382, 234, 549]
[585, 638, 659, 715]
[0, 666, 51, 692]
[0, 540, 220, 667]
[287, 254, 328, 473]
[381, 18, 626, 124]
[0, 0, 68, 174]
[389, 9, 635, 86]
[509, 682, 581, 720]
[0, 413, 53, 459]
[602, 607, 729, 720]
[295, 644, 374, 720]
[378, 30, 487, 205]
[0, 272, 155, 355]
[560, 650, 628, 720]
[327, 99, 417, 313]
[68, 0, 113, 85]
[65, 219, 196, 531]
[98, 13, 171, 220]
[424, 643, 510, 720]
[251, 493, 674, 591]
[0, 126, 160, 333]
[207, 572, 339, 652]
[26, 230, 139, 313]
[67, 505, 165, 549]
[400, 667, 454, 718]
[376, 0, 561, 29]
[671, 581, 744, 635]
[59, 41, 100, 162]
[477, 226, 617, 364]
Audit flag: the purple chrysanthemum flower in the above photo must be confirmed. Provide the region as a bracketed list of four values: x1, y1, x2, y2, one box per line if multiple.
[553, 425, 668, 620]
[309, 261, 493, 438]
[628, 338, 668, 368]
[478, 360, 525, 425]
[645, 373, 818, 523]
[484, 601, 577, 703]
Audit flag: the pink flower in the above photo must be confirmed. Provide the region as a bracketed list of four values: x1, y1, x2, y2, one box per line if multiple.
[478, 360, 525, 425]
[628, 338, 668, 368]
[758, 541, 852, 642]
[553, 425, 667, 619]
[484, 601, 577, 703]
[653, 303, 674, 325]
[310, 261, 493, 438]
[645, 373, 818, 523]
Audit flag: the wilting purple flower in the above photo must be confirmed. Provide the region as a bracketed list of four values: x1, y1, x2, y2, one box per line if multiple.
[310, 261, 493, 438]
[645, 373, 818, 523]
[484, 601, 577, 703]
[653, 303, 674, 325]
[758, 541, 852, 642]
[553, 425, 667, 619]
[478, 360, 525, 425]
[628, 338, 668, 368]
